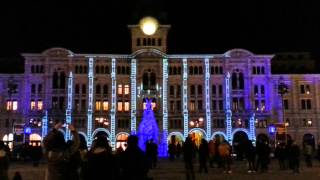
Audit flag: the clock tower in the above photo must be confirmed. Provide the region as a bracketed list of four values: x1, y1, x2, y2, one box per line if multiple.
[128, 17, 170, 53]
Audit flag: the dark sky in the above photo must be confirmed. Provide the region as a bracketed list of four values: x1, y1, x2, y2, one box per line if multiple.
[1, 0, 320, 57]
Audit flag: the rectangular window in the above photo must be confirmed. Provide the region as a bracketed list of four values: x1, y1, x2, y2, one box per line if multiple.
[197, 100, 202, 111]
[261, 100, 265, 111]
[170, 86, 174, 96]
[284, 99, 289, 110]
[124, 101, 130, 111]
[31, 100, 36, 110]
[75, 99, 80, 112]
[300, 85, 305, 94]
[124, 85, 130, 95]
[81, 99, 86, 111]
[12, 101, 18, 111]
[212, 85, 216, 96]
[38, 84, 42, 94]
[254, 85, 258, 95]
[96, 100, 102, 111]
[306, 99, 311, 109]
[31, 84, 36, 94]
[176, 101, 181, 112]
[219, 100, 223, 111]
[176, 85, 181, 96]
[6, 101, 12, 111]
[218, 85, 223, 96]
[306, 85, 310, 94]
[212, 100, 217, 110]
[37, 100, 43, 110]
[232, 98, 238, 111]
[117, 102, 123, 112]
[170, 101, 174, 112]
[190, 101, 195, 112]
[255, 100, 259, 111]
[103, 101, 109, 111]
[118, 84, 122, 95]
[301, 99, 306, 109]
[261, 85, 265, 95]
[52, 97, 58, 109]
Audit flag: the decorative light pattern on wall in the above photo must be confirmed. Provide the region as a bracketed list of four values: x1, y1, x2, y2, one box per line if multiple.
[205, 58, 211, 140]
[41, 110, 48, 139]
[249, 112, 256, 142]
[110, 58, 116, 148]
[65, 71, 73, 140]
[183, 58, 189, 138]
[160, 58, 168, 157]
[225, 72, 232, 142]
[131, 59, 137, 134]
[87, 57, 94, 146]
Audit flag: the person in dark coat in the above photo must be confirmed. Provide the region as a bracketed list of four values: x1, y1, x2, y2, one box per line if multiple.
[183, 136, 196, 180]
[168, 142, 176, 161]
[43, 122, 80, 180]
[78, 134, 88, 180]
[87, 135, 117, 180]
[198, 138, 209, 173]
[120, 135, 149, 180]
[30, 145, 43, 167]
[256, 140, 270, 173]
[0, 141, 10, 180]
[275, 143, 287, 170]
[176, 142, 182, 159]
[288, 141, 300, 173]
[150, 139, 158, 168]
[245, 140, 256, 173]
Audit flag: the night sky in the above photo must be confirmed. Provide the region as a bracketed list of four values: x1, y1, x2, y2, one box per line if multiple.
[1, 0, 320, 57]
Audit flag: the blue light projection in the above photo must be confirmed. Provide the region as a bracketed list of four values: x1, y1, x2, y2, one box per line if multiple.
[183, 58, 189, 138]
[159, 58, 168, 157]
[249, 112, 256, 142]
[65, 71, 73, 140]
[225, 72, 232, 142]
[110, 58, 116, 148]
[205, 58, 211, 140]
[138, 98, 159, 152]
[41, 110, 48, 139]
[87, 57, 94, 147]
[130, 58, 137, 134]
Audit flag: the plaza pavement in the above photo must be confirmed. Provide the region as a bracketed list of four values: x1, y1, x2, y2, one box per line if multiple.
[8, 158, 320, 180]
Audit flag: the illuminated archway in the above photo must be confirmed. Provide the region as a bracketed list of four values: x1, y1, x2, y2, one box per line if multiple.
[29, 133, 42, 146]
[78, 131, 88, 142]
[211, 131, 227, 141]
[189, 128, 207, 147]
[231, 128, 250, 140]
[116, 132, 129, 150]
[92, 128, 110, 139]
[167, 132, 184, 144]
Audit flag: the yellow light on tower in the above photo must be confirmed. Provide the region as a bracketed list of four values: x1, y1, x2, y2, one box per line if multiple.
[139, 17, 159, 36]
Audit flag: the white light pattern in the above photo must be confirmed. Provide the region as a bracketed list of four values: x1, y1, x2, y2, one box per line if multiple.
[162, 58, 168, 134]
[65, 71, 73, 140]
[110, 58, 116, 148]
[87, 57, 94, 146]
[183, 58, 189, 138]
[225, 72, 232, 142]
[249, 112, 256, 142]
[131, 59, 137, 134]
[205, 58, 211, 140]
[41, 110, 48, 139]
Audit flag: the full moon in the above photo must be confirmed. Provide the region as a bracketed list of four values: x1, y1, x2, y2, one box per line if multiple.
[139, 17, 158, 36]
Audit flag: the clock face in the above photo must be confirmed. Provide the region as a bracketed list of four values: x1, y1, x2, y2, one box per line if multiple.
[139, 17, 158, 36]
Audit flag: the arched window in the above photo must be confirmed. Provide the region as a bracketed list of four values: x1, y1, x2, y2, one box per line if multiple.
[190, 85, 195, 95]
[103, 85, 108, 94]
[173, 67, 177, 75]
[189, 66, 193, 75]
[75, 84, 80, 94]
[60, 72, 66, 89]
[143, 72, 148, 90]
[105, 66, 110, 74]
[232, 71, 244, 90]
[52, 72, 59, 89]
[199, 66, 203, 75]
[150, 72, 156, 89]
[96, 84, 101, 94]
[96, 66, 100, 74]
[137, 38, 141, 46]
[75, 66, 78, 73]
[152, 38, 155, 46]
[82, 84, 86, 94]
[198, 85, 202, 95]
[194, 66, 198, 75]
[143, 38, 147, 46]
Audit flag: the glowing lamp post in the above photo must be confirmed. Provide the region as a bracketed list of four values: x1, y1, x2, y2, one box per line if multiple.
[189, 117, 204, 128]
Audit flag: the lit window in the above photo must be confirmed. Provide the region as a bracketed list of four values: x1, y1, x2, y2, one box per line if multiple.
[95, 101, 101, 111]
[38, 100, 43, 110]
[103, 101, 109, 111]
[190, 101, 195, 112]
[124, 101, 130, 111]
[118, 102, 123, 111]
[31, 100, 36, 110]
[143, 102, 156, 110]
[124, 85, 130, 95]
[118, 84, 123, 95]
[6, 101, 12, 111]
[12, 101, 18, 111]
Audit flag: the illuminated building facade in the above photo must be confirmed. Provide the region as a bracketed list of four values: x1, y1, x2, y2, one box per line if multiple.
[0, 17, 319, 149]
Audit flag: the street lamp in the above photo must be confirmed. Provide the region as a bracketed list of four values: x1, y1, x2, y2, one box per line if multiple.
[189, 117, 204, 128]
[95, 117, 109, 127]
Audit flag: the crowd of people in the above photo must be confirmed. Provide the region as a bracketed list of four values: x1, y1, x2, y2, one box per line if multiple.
[1, 121, 320, 180]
